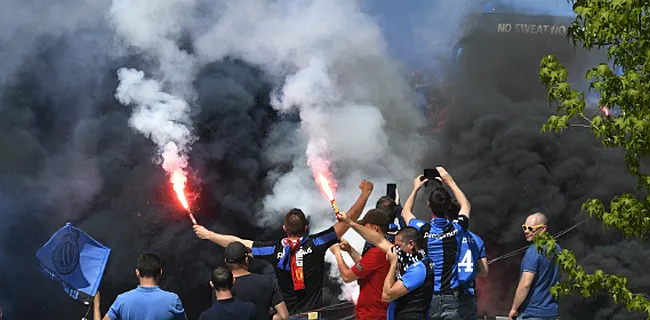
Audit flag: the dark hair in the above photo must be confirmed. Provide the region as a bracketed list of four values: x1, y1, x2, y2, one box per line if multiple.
[137, 253, 162, 278]
[397, 227, 423, 250]
[284, 208, 308, 236]
[211, 266, 234, 291]
[376, 196, 397, 221]
[428, 186, 452, 217]
[446, 198, 460, 220]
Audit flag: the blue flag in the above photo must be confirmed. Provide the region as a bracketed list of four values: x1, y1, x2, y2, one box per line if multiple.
[36, 222, 111, 303]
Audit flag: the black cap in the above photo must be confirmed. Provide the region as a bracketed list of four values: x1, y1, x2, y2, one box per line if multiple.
[356, 209, 391, 227]
[224, 241, 251, 264]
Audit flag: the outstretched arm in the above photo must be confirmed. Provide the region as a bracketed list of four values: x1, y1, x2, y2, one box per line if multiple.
[437, 167, 471, 219]
[193, 225, 253, 248]
[401, 175, 428, 225]
[337, 212, 393, 253]
[333, 180, 374, 238]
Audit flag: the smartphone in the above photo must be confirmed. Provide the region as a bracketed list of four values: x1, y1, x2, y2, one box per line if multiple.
[386, 183, 397, 200]
[423, 168, 440, 180]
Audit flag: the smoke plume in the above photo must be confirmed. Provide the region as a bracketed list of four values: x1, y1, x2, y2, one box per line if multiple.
[2, 0, 649, 319]
[409, 0, 650, 318]
[0, 0, 425, 318]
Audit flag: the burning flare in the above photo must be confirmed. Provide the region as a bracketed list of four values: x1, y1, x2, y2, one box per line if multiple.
[171, 168, 197, 224]
[315, 172, 340, 214]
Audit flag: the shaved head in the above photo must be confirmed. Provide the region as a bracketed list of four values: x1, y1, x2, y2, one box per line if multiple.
[523, 212, 549, 242]
[526, 212, 548, 226]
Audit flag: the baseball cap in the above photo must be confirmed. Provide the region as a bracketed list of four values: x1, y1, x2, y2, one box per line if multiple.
[356, 209, 391, 227]
[224, 241, 251, 264]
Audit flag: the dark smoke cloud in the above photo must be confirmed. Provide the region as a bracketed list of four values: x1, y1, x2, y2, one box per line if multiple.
[3, 1, 649, 320]
[0, 7, 286, 320]
[417, 37, 650, 320]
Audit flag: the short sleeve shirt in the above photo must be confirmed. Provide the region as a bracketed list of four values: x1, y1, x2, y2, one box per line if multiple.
[250, 226, 338, 313]
[519, 244, 561, 317]
[387, 259, 434, 320]
[107, 286, 186, 320]
[351, 247, 390, 319]
[232, 273, 284, 320]
[457, 231, 486, 295]
[410, 215, 469, 292]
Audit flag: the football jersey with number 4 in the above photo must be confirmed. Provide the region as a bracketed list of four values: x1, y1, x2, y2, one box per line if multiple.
[457, 231, 486, 295]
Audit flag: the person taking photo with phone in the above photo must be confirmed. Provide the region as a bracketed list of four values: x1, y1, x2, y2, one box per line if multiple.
[401, 166, 472, 320]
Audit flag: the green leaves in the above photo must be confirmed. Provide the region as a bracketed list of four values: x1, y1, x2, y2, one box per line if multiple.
[539, 0, 650, 317]
[534, 234, 650, 317]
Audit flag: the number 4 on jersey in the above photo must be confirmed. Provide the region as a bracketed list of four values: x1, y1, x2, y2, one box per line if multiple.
[458, 250, 473, 272]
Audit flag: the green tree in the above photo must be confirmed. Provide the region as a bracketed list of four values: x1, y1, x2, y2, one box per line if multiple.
[537, 0, 650, 317]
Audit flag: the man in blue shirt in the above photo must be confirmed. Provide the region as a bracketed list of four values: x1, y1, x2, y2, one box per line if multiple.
[93, 253, 187, 320]
[509, 213, 560, 320]
[447, 200, 488, 320]
[401, 167, 472, 320]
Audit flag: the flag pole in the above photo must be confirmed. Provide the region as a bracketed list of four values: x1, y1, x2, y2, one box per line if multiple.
[81, 301, 91, 320]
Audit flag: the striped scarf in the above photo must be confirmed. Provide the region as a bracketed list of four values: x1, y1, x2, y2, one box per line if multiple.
[394, 246, 427, 281]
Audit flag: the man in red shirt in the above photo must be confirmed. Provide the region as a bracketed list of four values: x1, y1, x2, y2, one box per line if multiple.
[330, 209, 392, 319]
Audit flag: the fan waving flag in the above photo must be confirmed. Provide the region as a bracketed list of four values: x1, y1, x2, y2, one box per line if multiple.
[36, 222, 110, 303]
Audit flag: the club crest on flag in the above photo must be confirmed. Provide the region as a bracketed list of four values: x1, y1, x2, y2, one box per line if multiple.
[52, 230, 81, 275]
[36, 222, 111, 304]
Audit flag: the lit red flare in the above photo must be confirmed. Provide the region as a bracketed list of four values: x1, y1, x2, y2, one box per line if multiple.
[171, 168, 197, 225]
[315, 172, 340, 215]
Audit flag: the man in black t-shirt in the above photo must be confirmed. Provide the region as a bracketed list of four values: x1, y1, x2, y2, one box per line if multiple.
[224, 242, 289, 320]
[200, 266, 256, 320]
[194, 180, 374, 313]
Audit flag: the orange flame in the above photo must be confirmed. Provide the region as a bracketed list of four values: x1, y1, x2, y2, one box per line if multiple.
[316, 172, 335, 201]
[171, 168, 190, 211]
[601, 105, 610, 117]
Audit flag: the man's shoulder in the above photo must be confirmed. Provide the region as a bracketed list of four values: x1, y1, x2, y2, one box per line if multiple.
[234, 299, 257, 313]
[239, 272, 274, 286]
[308, 225, 336, 238]
[467, 231, 484, 246]
[405, 259, 427, 274]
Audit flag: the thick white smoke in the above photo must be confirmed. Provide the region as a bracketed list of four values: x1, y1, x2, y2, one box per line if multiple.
[109, 0, 199, 201]
[191, 0, 426, 301]
[114, 69, 195, 186]
[108, 0, 427, 302]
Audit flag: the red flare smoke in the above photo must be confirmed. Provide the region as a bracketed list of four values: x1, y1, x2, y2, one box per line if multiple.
[171, 168, 196, 224]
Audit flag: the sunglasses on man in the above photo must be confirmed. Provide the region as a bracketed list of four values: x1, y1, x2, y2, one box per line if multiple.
[521, 224, 545, 232]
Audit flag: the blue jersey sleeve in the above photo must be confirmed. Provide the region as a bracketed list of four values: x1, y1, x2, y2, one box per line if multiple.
[401, 261, 427, 292]
[311, 226, 339, 249]
[107, 295, 122, 320]
[521, 245, 539, 273]
[171, 294, 186, 319]
[408, 219, 427, 231]
[477, 237, 486, 259]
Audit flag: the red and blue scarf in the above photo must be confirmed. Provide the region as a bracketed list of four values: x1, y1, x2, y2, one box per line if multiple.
[278, 237, 308, 290]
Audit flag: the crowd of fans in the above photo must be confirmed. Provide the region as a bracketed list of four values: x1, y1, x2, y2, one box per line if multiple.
[92, 167, 561, 320]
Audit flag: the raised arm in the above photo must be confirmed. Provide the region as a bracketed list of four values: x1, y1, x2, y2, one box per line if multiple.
[437, 167, 471, 219]
[193, 225, 253, 248]
[401, 175, 428, 225]
[333, 180, 374, 238]
[337, 212, 393, 253]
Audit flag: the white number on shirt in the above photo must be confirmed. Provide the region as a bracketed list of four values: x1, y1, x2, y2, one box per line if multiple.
[458, 250, 473, 272]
